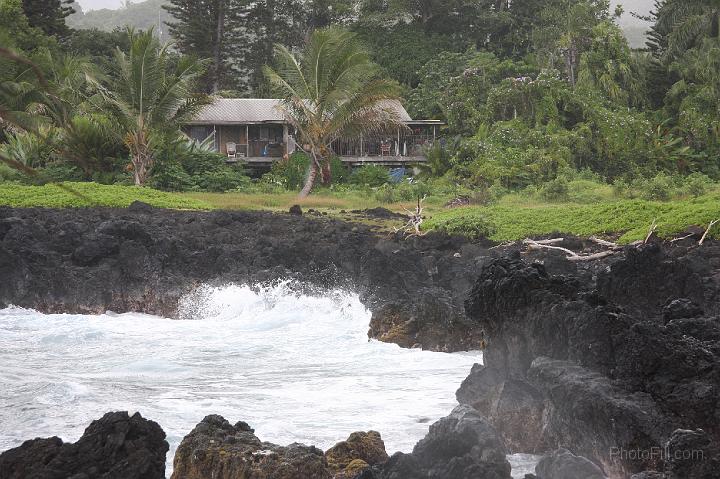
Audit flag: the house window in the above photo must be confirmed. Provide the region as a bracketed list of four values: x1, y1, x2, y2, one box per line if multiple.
[190, 126, 211, 143]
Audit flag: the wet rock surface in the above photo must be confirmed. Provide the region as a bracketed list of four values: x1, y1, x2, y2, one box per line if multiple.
[0, 411, 168, 479]
[458, 247, 720, 477]
[325, 431, 389, 474]
[535, 448, 607, 479]
[374, 405, 511, 479]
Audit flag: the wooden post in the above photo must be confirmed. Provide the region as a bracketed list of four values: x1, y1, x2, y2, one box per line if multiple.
[397, 128, 400, 156]
[245, 124, 249, 157]
[433, 125, 436, 142]
[282, 124, 289, 157]
[360, 134, 364, 157]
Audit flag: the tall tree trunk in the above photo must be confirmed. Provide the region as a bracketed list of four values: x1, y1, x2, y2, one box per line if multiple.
[299, 160, 318, 198]
[212, 0, 226, 93]
[320, 159, 331, 186]
[299, 148, 323, 198]
[129, 131, 151, 186]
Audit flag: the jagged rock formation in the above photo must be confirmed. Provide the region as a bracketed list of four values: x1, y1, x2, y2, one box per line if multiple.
[457, 246, 720, 477]
[325, 431, 389, 476]
[171, 415, 332, 479]
[0, 411, 168, 479]
[376, 405, 512, 479]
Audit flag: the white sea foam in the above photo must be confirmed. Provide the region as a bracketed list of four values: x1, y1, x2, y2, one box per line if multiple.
[0, 283, 536, 477]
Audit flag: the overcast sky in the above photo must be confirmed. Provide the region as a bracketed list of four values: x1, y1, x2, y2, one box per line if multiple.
[76, 0, 126, 11]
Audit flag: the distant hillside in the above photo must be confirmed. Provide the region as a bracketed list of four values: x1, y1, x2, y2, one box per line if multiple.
[67, 0, 172, 42]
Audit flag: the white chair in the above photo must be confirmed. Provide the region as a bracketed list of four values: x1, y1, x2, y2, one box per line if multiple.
[226, 142, 237, 161]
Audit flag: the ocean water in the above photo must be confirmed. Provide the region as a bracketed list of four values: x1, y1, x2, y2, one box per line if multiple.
[0, 283, 537, 477]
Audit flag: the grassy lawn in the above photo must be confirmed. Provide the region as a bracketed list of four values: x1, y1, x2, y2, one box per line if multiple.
[425, 193, 720, 243]
[183, 190, 445, 214]
[2, 182, 720, 243]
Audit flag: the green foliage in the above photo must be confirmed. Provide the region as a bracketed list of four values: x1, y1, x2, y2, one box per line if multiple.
[0, 128, 61, 168]
[350, 165, 390, 187]
[540, 177, 570, 201]
[267, 152, 310, 190]
[0, 182, 212, 209]
[21, 0, 74, 38]
[373, 181, 433, 203]
[685, 172, 712, 197]
[355, 23, 459, 88]
[425, 208, 497, 239]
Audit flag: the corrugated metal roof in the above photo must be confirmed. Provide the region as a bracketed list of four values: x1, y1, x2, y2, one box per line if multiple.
[188, 98, 413, 124]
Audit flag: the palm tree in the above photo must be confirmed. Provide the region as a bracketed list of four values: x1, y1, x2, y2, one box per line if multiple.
[99, 28, 208, 186]
[263, 27, 406, 198]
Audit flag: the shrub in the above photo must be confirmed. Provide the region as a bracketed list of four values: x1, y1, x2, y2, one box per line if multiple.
[268, 152, 310, 190]
[329, 156, 350, 184]
[639, 174, 673, 201]
[684, 173, 712, 198]
[540, 177, 570, 201]
[151, 137, 251, 192]
[1, 129, 61, 168]
[350, 165, 390, 187]
[423, 208, 497, 239]
[195, 168, 251, 192]
[373, 181, 431, 203]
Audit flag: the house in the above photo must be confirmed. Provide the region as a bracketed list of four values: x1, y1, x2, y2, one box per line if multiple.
[183, 98, 443, 166]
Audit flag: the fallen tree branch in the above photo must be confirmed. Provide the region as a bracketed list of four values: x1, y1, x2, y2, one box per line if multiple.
[523, 239, 577, 256]
[531, 238, 566, 245]
[394, 196, 427, 238]
[567, 250, 617, 262]
[589, 236, 621, 249]
[523, 238, 619, 262]
[670, 233, 695, 243]
[699, 219, 719, 246]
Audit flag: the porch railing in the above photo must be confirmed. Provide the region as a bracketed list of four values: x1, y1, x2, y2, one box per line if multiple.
[330, 132, 435, 158]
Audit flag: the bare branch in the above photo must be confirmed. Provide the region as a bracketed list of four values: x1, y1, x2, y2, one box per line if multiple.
[567, 251, 617, 262]
[670, 233, 695, 243]
[589, 236, 621, 249]
[644, 219, 658, 244]
[523, 238, 618, 262]
[523, 239, 577, 256]
[532, 238, 566, 245]
[699, 219, 719, 246]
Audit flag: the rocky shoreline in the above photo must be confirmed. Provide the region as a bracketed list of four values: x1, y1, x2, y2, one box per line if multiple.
[1, 204, 719, 478]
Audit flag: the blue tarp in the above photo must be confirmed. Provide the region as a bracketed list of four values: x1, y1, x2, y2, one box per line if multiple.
[389, 167, 406, 183]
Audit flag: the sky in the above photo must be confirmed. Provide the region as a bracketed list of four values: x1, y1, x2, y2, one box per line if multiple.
[76, 0, 126, 11]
